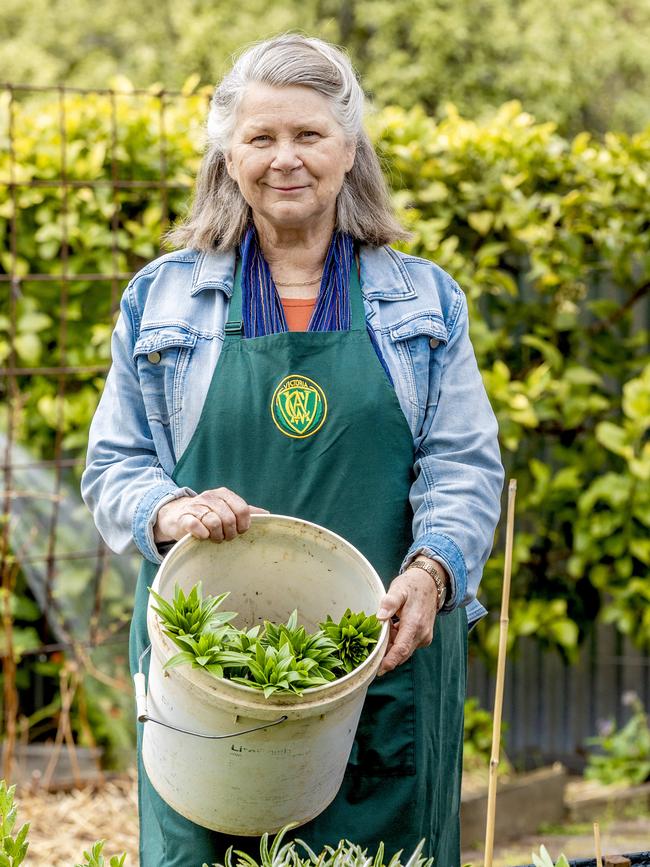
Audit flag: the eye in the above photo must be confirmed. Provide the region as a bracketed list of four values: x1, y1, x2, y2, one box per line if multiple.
[250, 134, 271, 144]
[299, 130, 321, 140]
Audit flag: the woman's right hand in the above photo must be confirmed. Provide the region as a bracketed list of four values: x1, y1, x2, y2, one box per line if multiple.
[154, 487, 269, 544]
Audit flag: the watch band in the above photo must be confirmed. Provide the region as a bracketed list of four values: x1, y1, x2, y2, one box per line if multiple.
[411, 558, 447, 612]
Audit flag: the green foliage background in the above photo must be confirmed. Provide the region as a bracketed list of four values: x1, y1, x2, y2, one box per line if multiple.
[3, 0, 650, 135]
[1, 85, 649, 672]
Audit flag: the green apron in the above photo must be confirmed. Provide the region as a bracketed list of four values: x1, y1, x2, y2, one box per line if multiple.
[129, 260, 468, 867]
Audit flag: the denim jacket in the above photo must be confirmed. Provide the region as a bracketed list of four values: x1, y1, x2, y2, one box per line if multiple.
[81, 244, 504, 627]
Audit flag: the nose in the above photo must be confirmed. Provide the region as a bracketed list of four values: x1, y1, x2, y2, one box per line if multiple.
[271, 140, 302, 172]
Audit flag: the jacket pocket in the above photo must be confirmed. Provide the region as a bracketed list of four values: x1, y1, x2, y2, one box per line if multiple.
[133, 326, 197, 425]
[348, 659, 416, 776]
[389, 313, 448, 423]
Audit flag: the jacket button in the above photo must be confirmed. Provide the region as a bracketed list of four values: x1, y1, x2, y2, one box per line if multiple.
[429, 338, 439, 349]
[147, 351, 161, 363]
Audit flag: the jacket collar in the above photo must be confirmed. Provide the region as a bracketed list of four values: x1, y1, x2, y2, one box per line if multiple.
[358, 245, 418, 301]
[190, 247, 236, 297]
[190, 244, 417, 301]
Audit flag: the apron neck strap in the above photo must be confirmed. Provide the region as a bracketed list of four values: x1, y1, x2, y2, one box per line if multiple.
[348, 252, 365, 331]
[225, 251, 365, 336]
[225, 256, 245, 336]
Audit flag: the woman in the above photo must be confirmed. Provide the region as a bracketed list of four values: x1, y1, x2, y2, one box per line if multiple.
[82, 34, 503, 867]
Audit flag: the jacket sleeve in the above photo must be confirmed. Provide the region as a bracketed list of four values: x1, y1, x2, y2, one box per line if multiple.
[400, 283, 504, 613]
[80, 284, 194, 563]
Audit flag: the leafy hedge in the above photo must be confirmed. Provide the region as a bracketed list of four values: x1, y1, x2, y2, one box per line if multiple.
[369, 102, 650, 656]
[1, 85, 649, 661]
[5, 0, 650, 135]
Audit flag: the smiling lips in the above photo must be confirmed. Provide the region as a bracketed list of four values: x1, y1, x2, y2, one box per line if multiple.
[267, 182, 309, 192]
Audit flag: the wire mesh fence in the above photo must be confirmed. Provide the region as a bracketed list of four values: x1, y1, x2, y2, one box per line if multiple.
[0, 81, 210, 780]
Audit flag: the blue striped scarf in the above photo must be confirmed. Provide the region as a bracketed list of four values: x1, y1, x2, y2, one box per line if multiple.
[239, 224, 393, 383]
[240, 225, 354, 336]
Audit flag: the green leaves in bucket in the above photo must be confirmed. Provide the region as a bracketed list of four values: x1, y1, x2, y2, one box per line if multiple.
[150, 583, 237, 642]
[320, 609, 382, 674]
[231, 611, 341, 698]
[263, 610, 341, 676]
[150, 584, 382, 698]
[164, 633, 250, 677]
[150, 583, 245, 675]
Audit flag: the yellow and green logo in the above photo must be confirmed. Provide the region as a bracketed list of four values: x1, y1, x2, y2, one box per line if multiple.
[271, 374, 327, 439]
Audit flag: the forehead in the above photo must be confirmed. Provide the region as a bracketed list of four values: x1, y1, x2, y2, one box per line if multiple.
[234, 83, 340, 132]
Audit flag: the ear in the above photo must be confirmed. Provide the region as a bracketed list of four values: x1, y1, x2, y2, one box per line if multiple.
[225, 152, 236, 181]
[344, 141, 356, 173]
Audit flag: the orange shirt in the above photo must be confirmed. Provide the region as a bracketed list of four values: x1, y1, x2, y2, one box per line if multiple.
[280, 296, 318, 332]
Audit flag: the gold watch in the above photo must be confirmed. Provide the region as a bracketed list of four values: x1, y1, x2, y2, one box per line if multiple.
[411, 558, 447, 612]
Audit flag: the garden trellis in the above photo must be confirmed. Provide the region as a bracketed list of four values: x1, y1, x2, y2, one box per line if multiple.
[0, 80, 211, 775]
[1, 81, 211, 636]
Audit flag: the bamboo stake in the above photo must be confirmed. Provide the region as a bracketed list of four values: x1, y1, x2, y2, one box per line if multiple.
[594, 822, 603, 867]
[483, 478, 517, 867]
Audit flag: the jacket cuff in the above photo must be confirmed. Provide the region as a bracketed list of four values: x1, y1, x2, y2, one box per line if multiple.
[132, 483, 196, 564]
[400, 532, 467, 614]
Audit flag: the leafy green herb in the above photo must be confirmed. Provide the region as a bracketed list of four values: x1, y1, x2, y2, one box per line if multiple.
[320, 609, 382, 674]
[531, 844, 570, 867]
[263, 610, 340, 679]
[149, 583, 236, 644]
[165, 631, 250, 677]
[0, 780, 29, 866]
[205, 822, 434, 867]
[152, 585, 382, 698]
[231, 642, 304, 699]
[75, 840, 127, 867]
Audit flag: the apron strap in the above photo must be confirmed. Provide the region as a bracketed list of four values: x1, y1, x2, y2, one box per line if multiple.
[224, 257, 244, 337]
[225, 253, 365, 337]
[348, 254, 366, 333]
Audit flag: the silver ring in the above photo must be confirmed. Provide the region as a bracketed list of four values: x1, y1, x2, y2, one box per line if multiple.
[181, 509, 212, 522]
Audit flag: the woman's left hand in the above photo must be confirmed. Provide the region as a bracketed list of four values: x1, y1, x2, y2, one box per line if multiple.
[376, 566, 442, 674]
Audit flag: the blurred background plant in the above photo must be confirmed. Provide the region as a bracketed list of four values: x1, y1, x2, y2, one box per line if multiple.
[463, 697, 511, 776]
[3, 0, 650, 136]
[584, 691, 650, 787]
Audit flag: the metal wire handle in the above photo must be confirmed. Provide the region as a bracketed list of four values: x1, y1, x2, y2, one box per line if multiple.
[134, 645, 288, 740]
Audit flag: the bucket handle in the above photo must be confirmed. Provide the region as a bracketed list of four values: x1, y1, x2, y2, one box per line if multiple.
[134, 646, 288, 740]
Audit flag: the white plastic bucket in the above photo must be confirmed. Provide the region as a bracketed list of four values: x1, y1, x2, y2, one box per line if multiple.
[137, 514, 389, 835]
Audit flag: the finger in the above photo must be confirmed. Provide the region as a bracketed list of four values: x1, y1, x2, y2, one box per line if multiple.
[379, 622, 399, 670]
[177, 512, 211, 540]
[203, 498, 240, 541]
[376, 587, 407, 621]
[249, 506, 270, 515]
[202, 488, 252, 534]
[381, 620, 399, 656]
[379, 622, 419, 674]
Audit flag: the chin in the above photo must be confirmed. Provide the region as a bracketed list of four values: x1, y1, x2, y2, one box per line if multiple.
[266, 207, 320, 228]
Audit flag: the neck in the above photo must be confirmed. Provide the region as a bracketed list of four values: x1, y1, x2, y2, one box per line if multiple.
[253, 216, 334, 279]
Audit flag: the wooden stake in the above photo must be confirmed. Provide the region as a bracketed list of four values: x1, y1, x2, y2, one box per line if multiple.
[594, 822, 603, 867]
[483, 479, 517, 867]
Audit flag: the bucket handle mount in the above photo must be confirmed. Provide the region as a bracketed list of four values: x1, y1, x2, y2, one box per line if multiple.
[134, 645, 288, 740]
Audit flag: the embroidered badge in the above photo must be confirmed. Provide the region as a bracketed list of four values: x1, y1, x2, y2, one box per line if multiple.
[271, 374, 327, 439]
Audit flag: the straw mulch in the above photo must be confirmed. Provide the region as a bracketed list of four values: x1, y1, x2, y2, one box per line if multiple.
[17, 775, 139, 867]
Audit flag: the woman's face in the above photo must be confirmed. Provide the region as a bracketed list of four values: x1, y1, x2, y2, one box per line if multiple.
[225, 83, 356, 236]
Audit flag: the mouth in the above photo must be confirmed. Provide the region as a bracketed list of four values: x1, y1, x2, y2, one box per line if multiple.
[269, 185, 308, 192]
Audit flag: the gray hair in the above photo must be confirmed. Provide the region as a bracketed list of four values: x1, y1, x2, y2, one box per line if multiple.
[165, 34, 408, 251]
